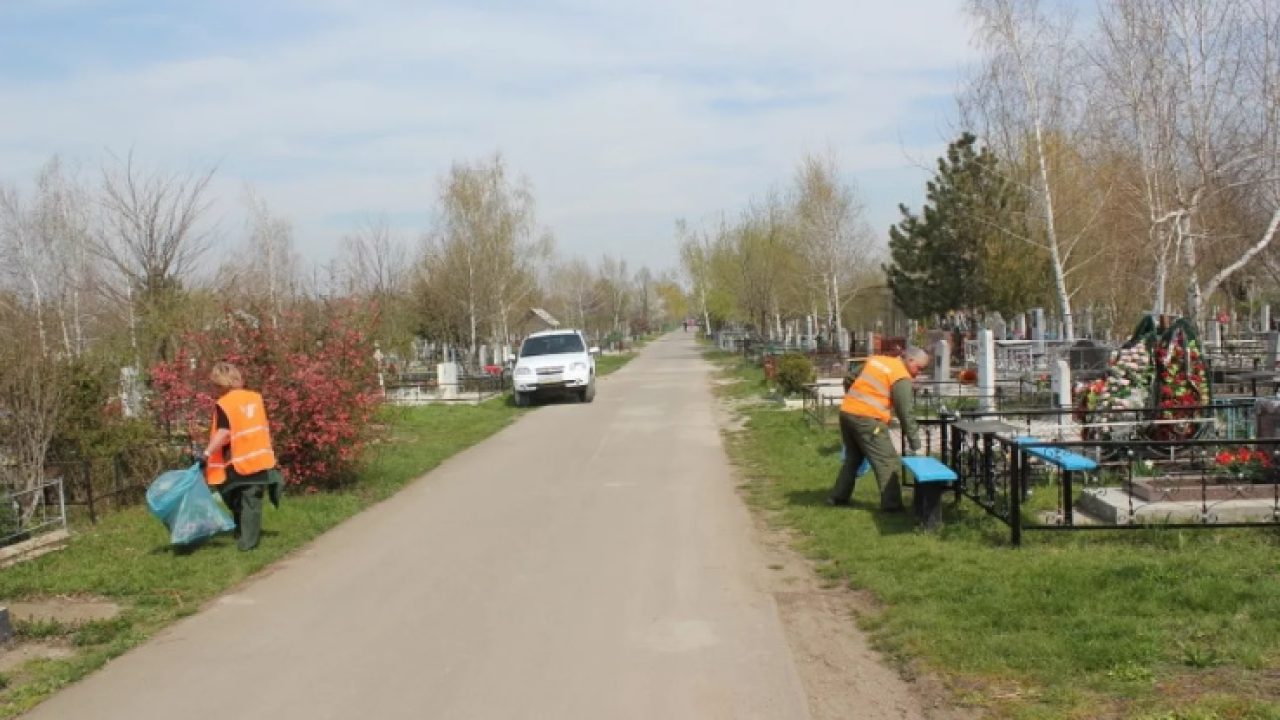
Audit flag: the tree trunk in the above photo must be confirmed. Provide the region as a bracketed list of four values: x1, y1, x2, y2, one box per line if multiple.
[1192, 207, 1280, 328]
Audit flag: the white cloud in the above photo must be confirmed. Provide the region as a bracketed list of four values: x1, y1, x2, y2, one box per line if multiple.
[0, 0, 976, 273]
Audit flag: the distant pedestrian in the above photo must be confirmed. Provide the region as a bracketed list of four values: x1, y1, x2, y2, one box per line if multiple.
[828, 347, 930, 512]
[200, 362, 283, 551]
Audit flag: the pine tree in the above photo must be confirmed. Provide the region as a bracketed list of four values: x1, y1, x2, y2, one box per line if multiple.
[886, 133, 1049, 319]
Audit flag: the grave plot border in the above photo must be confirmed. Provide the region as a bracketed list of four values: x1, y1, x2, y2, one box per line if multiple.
[920, 402, 1277, 546]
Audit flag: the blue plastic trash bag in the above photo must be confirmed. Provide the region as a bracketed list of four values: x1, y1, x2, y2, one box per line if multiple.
[837, 444, 872, 476]
[146, 464, 235, 545]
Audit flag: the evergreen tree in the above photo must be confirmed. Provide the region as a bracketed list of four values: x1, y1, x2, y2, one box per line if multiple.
[886, 133, 1049, 319]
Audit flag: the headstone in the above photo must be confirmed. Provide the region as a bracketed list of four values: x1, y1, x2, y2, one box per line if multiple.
[1211, 320, 1223, 347]
[988, 312, 1007, 341]
[1052, 360, 1072, 408]
[932, 339, 951, 384]
[836, 326, 850, 354]
[0, 606, 10, 644]
[1067, 339, 1110, 381]
[437, 362, 461, 400]
[865, 332, 878, 355]
[977, 330, 996, 412]
[1015, 314, 1028, 340]
[478, 345, 488, 368]
[806, 315, 816, 351]
[1083, 308, 1094, 338]
[1032, 308, 1046, 353]
[1267, 332, 1280, 371]
[1264, 305, 1272, 332]
[1258, 399, 1280, 437]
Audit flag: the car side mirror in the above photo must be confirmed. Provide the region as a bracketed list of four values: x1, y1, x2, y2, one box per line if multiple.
[589, 346, 600, 355]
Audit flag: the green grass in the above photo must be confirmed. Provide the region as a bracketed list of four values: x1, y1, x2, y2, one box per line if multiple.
[710, 353, 1280, 720]
[595, 352, 637, 377]
[0, 399, 522, 718]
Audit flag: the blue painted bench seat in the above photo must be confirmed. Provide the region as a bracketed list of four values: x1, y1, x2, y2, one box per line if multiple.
[850, 456, 956, 483]
[901, 456, 959, 484]
[1013, 437, 1097, 472]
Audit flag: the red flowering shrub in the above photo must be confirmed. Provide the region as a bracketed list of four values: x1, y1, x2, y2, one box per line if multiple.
[150, 302, 382, 488]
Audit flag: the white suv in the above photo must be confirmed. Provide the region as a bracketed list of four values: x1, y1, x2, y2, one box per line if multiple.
[512, 329, 597, 406]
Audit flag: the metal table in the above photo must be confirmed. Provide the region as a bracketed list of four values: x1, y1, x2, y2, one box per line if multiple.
[949, 419, 1019, 505]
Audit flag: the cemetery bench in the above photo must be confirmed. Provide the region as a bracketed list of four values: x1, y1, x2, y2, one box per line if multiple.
[852, 456, 959, 529]
[1013, 437, 1098, 526]
[902, 456, 959, 530]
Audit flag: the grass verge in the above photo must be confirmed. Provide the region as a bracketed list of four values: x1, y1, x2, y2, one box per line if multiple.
[709, 351, 1280, 720]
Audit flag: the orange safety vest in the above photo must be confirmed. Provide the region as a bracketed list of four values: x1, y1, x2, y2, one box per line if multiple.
[840, 355, 911, 423]
[205, 389, 277, 486]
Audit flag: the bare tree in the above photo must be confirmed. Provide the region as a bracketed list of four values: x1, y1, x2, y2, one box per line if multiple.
[96, 151, 215, 300]
[0, 311, 64, 515]
[239, 187, 300, 324]
[340, 215, 407, 300]
[0, 181, 50, 356]
[547, 257, 601, 333]
[676, 219, 715, 332]
[424, 153, 550, 352]
[966, 0, 1102, 339]
[792, 152, 875, 344]
[1178, 0, 1280, 325]
[598, 254, 632, 335]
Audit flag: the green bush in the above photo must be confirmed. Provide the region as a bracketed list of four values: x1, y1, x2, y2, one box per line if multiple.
[775, 354, 815, 396]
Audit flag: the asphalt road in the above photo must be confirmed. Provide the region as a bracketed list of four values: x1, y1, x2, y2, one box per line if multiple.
[25, 333, 813, 720]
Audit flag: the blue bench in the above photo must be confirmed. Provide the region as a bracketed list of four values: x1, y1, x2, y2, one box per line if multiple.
[901, 456, 959, 484]
[903, 456, 958, 529]
[847, 452, 957, 528]
[853, 456, 957, 483]
[1013, 437, 1097, 472]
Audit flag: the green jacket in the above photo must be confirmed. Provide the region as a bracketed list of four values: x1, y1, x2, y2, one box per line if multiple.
[222, 467, 285, 507]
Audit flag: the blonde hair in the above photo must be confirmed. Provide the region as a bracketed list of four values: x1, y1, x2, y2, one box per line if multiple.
[209, 362, 244, 390]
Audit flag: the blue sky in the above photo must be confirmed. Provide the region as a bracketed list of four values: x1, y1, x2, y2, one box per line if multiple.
[0, 0, 977, 274]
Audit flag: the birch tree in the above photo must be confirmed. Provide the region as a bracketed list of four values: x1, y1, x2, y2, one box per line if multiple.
[233, 187, 300, 324]
[423, 153, 550, 352]
[0, 182, 50, 356]
[792, 152, 875, 340]
[598, 254, 632, 335]
[966, 0, 1096, 339]
[340, 215, 406, 300]
[677, 219, 715, 331]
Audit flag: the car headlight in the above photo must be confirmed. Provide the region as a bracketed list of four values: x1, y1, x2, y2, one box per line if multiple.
[515, 367, 532, 376]
[571, 362, 587, 372]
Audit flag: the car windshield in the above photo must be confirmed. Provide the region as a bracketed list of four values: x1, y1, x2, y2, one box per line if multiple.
[520, 334, 585, 357]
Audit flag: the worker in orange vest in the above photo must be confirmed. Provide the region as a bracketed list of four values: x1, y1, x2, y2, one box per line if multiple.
[827, 347, 930, 512]
[199, 362, 283, 551]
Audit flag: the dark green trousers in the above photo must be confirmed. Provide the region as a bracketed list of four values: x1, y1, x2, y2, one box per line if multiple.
[829, 412, 906, 511]
[218, 470, 271, 551]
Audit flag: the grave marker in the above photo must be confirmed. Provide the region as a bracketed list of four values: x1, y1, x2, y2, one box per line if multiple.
[977, 329, 996, 412]
[438, 362, 460, 400]
[932, 339, 950, 383]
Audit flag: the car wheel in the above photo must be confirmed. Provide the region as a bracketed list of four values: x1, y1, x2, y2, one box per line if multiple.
[581, 380, 595, 403]
[514, 391, 530, 408]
